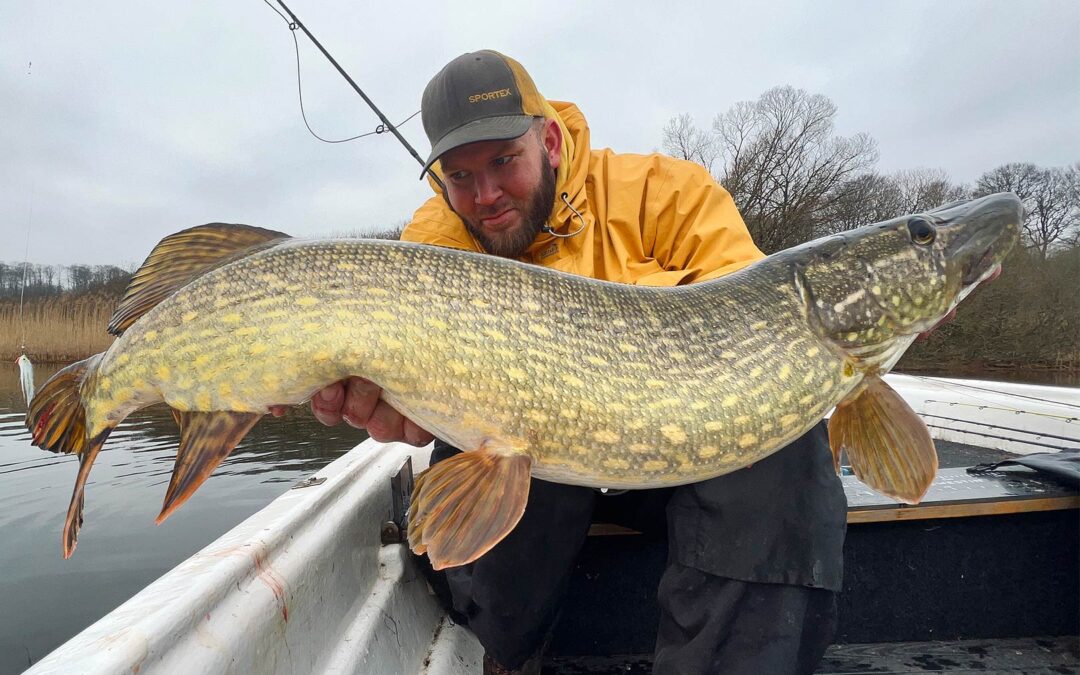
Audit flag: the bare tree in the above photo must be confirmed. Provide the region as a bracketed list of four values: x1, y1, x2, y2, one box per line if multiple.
[709, 86, 878, 252]
[823, 172, 904, 233]
[893, 168, 969, 213]
[661, 113, 718, 173]
[975, 162, 1080, 257]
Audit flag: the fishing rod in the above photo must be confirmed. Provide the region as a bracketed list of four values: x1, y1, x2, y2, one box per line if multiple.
[272, 0, 445, 191]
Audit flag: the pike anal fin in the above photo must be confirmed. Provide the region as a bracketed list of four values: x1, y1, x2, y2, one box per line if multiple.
[828, 375, 938, 504]
[408, 446, 532, 571]
[156, 410, 261, 524]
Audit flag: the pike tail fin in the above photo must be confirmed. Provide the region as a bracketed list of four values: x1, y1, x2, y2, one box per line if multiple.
[24, 353, 119, 557]
[26, 354, 104, 456]
[828, 375, 938, 504]
[408, 445, 532, 571]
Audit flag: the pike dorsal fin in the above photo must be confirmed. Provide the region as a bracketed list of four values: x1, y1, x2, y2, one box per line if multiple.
[108, 223, 290, 335]
[156, 410, 262, 524]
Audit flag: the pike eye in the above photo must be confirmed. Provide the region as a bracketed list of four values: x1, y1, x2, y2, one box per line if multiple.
[908, 218, 936, 245]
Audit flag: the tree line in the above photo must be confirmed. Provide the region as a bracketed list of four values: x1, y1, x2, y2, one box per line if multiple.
[662, 86, 1078, 372]
[662, 85, 1079, 256]
[0, 262, 131, 300]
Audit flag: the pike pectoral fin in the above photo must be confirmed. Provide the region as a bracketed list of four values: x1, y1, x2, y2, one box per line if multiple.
[408, 446, 532, 571]
[828, 375, 938, 504]
[156, 411, 261, 524]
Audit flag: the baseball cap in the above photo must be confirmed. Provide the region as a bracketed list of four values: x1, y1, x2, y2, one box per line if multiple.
[420, 50, 547, 177]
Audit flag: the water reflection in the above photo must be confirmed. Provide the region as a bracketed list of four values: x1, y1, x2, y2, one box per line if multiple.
[0, 361, 365, 674]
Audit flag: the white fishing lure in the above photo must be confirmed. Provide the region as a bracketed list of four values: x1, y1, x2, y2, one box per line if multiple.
[16, 354, 34, 406]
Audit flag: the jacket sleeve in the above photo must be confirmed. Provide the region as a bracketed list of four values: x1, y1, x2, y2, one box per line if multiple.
[645, 160, 764, 284]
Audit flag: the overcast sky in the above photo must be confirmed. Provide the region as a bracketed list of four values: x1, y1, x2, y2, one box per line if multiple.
[2, 0, 1077, 267]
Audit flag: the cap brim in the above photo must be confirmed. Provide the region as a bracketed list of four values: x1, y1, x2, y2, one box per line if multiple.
[421, 115, 535, 178]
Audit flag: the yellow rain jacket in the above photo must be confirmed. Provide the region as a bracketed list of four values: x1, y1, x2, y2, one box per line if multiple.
[401, 101, 763, 286]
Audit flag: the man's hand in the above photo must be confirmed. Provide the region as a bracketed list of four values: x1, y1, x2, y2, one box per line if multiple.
[268, 377, 434, 447]
[915, 266, 1002, 342]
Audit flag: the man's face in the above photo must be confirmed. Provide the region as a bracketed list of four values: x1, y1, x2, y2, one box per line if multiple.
[439, 122, 559, 258]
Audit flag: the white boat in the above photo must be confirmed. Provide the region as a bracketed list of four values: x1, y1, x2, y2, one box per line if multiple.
[25, 375, 1080, 674]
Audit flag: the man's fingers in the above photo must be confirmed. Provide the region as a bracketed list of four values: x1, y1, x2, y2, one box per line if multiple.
[403, 419, 435, 447]
[366, 400, 405, 443]
[310, 380, 346, 427]
[300, 377, 429, 445]
[340, 377, 382, 429]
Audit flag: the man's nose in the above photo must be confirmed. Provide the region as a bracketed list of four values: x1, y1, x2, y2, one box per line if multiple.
[473, 174, 502, 206]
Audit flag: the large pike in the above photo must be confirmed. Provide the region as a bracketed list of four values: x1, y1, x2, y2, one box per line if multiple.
[26, 193, 1021, 568]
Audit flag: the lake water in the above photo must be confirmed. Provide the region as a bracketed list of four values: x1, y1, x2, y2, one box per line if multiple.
[0, 361, 364, 674]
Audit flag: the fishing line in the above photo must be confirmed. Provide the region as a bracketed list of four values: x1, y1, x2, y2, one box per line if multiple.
[262, 0, 420, 144]
[16, 60, 35, 406]
[261, 0, 445, 191]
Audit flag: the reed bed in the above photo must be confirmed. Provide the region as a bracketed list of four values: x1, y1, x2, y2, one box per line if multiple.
[1, 293, 118, 363]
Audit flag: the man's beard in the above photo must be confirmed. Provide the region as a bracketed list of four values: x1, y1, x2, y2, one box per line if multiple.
[460, 153, 557, 258]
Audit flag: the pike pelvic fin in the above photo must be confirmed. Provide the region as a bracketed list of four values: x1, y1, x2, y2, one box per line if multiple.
[108, 223, 291, 335]
[408, 445, 532, 571]
[828, 375, 938, 504]
[155, 410, 262, 524]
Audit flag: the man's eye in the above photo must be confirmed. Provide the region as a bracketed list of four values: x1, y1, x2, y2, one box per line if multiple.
[493, 156, 513, 167]
[448, 171, 469, 181]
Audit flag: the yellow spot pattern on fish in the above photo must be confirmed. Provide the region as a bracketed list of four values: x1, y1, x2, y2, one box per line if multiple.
[592, 429, 620, 444]
[561, 373, 584, 388]
[738, 433, 758, 448]
[660, 424, 687, 444]
[505, 367, 527, 381]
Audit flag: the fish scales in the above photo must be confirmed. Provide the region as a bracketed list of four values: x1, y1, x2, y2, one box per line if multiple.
[90, 237, 849, 488]
[26, 193, 1023, 562]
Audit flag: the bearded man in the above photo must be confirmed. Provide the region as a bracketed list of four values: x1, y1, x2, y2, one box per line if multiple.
[307, 51, 846, 675]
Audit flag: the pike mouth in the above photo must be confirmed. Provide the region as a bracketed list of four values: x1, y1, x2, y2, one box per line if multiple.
[961, 246, 997, 286]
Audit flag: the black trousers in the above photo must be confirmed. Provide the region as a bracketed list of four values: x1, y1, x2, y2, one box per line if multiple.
[420, 422, 847, 674]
